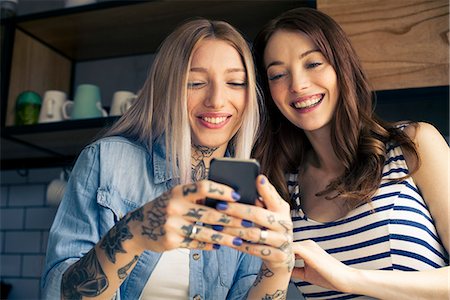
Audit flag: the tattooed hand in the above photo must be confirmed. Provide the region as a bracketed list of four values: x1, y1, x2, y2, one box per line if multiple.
[215, 175, 294, 273]
[124, 180, 255, 254]
[61, 179, 250, 299]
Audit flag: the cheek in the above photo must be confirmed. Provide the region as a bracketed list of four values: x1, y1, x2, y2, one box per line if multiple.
[268, 83, 285, 106]
[232, 90, 247, 115]
[327, 76, 339, 103]
[321, 68, 338, 96]
[186, 91, 201, 114]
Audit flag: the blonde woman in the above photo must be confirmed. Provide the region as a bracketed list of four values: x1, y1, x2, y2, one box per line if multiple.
[42, 19, 294, 299]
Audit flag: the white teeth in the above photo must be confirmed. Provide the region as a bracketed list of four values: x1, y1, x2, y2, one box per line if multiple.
[202, 116, 227, 124]
[293, 95, 323, 109]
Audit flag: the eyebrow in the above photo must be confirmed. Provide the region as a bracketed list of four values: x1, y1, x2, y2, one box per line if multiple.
[189, 67, 246, 73]
[266, 48, 320, 69]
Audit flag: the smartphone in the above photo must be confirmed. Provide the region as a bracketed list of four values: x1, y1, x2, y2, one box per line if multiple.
[206, 158, 260, 207]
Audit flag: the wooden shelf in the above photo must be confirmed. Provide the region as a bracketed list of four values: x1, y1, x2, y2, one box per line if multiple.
[1, 0, 315, 170]
[16, 1, 312, 61]
[1, 117, 119, 169]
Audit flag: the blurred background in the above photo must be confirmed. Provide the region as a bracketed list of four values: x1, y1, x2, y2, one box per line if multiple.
[0, 0, 448, 299]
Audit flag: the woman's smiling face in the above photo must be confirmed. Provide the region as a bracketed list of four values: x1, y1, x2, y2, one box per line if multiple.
[264, 29, 339, 133]
[187, 39, 247, 149]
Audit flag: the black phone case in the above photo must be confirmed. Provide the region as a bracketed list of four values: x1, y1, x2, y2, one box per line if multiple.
[206, 158, 260, 207]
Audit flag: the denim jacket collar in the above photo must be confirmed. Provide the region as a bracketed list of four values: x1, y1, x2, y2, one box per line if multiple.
[152, 140, 176, 184]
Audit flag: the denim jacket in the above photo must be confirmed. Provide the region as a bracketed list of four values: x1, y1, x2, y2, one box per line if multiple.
[41, 136, 261, 299]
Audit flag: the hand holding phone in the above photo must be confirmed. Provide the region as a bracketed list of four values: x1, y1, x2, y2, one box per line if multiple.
[206, 158, 260, 207]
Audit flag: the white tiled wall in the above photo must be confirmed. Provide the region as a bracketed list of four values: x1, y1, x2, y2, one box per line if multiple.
[0, 168, 61, 300]
[0, 167, 304, 300]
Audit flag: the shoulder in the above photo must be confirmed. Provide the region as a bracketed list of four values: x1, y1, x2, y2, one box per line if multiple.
[77, 136, 152, 172]
[402, 121, 445, 145]
[401, 122, 448, 164]
[88, 136, 148, 153]
[401, 121, 449, 192]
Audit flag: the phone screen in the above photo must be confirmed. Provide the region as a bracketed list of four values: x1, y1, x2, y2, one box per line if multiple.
[206, 158, 260, 207]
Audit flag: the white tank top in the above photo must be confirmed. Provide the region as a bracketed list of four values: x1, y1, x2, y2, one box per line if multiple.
[140, 248, 190, 299]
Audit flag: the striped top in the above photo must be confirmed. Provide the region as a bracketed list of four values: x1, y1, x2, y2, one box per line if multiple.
[289, 143, 449, 299]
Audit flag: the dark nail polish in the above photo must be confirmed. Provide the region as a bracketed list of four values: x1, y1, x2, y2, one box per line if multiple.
[213, 244, 221, 250]
[216, 201, 228, 211]
[241, 219, 253, 228]
[212, 225, 224, 231]
[260, 177, 266, 184]
[232, 191, 241, 201]
[233, 237, 243, 246]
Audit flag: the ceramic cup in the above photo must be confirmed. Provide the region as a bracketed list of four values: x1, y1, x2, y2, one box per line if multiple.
[63, 84, 107, 120]
[38, 90, 71, 123]
[46, 171, 68, 206]
[15, 91, 42, 125]
[110, 91, 136, 116]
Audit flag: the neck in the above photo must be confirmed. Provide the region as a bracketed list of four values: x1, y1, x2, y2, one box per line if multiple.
[191, 144, 226, 181]
[304, 127, 344, 174]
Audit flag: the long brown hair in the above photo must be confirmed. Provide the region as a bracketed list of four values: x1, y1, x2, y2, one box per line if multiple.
[105, 19, 261, 184]
[252, 7, 419, 208]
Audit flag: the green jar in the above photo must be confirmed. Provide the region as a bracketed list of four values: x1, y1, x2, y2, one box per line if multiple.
[15, 91, 42, 125]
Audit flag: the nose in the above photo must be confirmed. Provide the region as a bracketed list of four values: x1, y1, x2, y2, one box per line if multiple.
[290, 69, 310, 93]
[205, 82, 225, 109]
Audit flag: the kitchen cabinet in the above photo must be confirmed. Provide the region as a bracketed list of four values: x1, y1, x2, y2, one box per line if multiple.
[1, 0, 314, 169]
[2, 0, 447, 170]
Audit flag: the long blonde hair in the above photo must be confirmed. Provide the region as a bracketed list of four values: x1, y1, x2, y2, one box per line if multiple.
[105, 19, 261, 184]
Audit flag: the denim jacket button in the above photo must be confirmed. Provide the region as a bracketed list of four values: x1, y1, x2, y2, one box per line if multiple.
[193, 294, 202, 300]
[193, 253, 201, 260]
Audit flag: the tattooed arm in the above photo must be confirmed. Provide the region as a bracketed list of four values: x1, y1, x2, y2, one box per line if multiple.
[61, 207, 144, 300]
[61, 180, 254, 299]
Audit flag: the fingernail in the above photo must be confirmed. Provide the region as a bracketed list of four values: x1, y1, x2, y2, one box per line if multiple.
[260, 177, 266, 184]
[233, 237, 243, 246]
[232, 191, 241, 201]
[216, 201, 228, 211]
[213, 244, 221, 250]
[212, 225, 224, 231]
[241, 219, 253, 228]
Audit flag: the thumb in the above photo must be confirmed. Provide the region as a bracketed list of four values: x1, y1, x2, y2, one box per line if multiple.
[256, 175, 284, 211]
[291, 267, 306, 280]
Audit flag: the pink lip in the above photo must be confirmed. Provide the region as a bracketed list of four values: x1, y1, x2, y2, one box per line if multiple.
[290, 93, 324, 114]
[197, 112, 231, 118]
[196, 112, 232, 129]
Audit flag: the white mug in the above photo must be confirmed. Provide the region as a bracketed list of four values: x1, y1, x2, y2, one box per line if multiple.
[110, 91, 136, 116]
[38, 90, 71, 123]
[46, 171, 68, 206]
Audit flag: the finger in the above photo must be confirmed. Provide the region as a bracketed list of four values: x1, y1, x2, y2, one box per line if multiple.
[222, 201, 292, 233]
[221, 226, 290, 248]
[176, 180, 241, 203]
[181, 202, 248, 227]
[291, 267, 306, 280]
[257, 175, 287, 212]
[293, 240, 319, 257]
[255, 197, 266, 208]
[232, 242, 291, 266]
[178, 222, 245, 249]
[178, 236, 215, 251]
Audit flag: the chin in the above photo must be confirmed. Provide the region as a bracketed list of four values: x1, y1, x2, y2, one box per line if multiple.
[194, 137, 230, 149]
